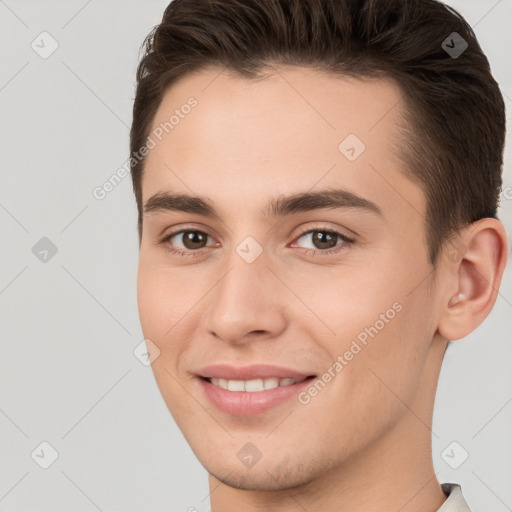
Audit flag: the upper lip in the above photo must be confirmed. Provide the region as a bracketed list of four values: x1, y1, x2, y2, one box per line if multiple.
[196, 364, 315, 381]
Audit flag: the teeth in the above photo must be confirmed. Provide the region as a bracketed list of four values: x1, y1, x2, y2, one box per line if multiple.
[227, 380, 245, 391]
[209, 376, 306, 392]
[263, 377, 279, 390]
[245, 379, 265, 392]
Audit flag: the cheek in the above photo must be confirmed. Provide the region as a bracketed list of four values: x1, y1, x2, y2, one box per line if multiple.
[136, 265, 166, 339]
[136, 259, 192, 387]
[137, 255, 195, 339]
[306, 262, 433, 404]
[136, 258, 199, 412]
[136, 255, 218, 388]
[293, 265, 402, 348]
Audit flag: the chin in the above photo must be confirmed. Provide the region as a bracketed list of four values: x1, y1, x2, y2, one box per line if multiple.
[203, 454, 326, 492]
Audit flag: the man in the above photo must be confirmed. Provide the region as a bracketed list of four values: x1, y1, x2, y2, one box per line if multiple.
[129, 0, 508, 510]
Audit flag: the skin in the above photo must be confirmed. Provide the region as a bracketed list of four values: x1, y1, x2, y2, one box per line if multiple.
[136, 65, 508, 512]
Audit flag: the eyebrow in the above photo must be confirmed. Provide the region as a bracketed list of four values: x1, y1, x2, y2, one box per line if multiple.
[143, 188, 383, 220]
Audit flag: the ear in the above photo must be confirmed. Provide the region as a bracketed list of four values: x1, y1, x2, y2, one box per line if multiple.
[437, 218, 509, 341]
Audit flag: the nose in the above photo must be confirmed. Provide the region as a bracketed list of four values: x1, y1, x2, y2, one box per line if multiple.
[202, 249, 288, 346]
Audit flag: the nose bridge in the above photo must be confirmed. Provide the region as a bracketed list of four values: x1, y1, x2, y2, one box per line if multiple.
[202, 241, 287, 344]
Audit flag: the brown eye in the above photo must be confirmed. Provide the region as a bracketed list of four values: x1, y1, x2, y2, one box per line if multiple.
[291, 227, 355, 257]
[310, 231, 338, 250]
[176, 230, 209, 250]
[296, 230, 342, 250]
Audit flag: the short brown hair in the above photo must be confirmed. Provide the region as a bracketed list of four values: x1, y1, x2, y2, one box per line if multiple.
[130, 0, 505, 264]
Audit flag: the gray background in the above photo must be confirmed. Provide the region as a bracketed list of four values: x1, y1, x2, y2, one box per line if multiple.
[1, 0, 511, 511]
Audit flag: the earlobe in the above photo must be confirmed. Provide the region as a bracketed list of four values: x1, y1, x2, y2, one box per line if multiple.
[437, 218, 509, 341]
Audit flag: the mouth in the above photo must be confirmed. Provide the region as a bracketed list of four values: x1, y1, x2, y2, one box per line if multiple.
[197, 373, 317, 416]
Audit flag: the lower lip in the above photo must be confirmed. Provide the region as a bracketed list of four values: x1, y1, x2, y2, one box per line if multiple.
[198, 377, 315, 416]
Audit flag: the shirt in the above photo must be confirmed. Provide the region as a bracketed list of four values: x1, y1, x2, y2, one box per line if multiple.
[437, 483, 471, 511]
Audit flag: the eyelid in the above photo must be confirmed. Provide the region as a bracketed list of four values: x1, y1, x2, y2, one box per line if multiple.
[288, 228, 355, 255]
[157, 223, 218, 246]
[289, 222, 357, 243]
[159, 222, 355, 242]
[159, 227, 218, 252]
[158, 222, 214, 238]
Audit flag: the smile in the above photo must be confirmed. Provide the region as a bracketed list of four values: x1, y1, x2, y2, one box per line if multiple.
[198, 375, 316, 416]
[207, 376, 309, 392]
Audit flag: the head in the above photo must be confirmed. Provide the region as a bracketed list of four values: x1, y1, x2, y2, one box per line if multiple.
[131, 0, 508, 496]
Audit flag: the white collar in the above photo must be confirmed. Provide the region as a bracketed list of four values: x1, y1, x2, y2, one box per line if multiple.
[437, 483, 471, 512]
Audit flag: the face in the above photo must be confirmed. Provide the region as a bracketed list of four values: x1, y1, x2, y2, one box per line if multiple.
[137, 65, 443, 490]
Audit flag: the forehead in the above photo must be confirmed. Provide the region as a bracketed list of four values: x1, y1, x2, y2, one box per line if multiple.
[142, 65, 424, 224]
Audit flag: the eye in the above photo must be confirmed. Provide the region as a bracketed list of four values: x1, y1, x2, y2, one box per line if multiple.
[158, 226, 354, 258]
[159, 229, 217, 257]
[291, 228, 354, 256]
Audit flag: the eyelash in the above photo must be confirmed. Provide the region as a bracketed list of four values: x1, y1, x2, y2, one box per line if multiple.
[158, 226, 355, 258]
